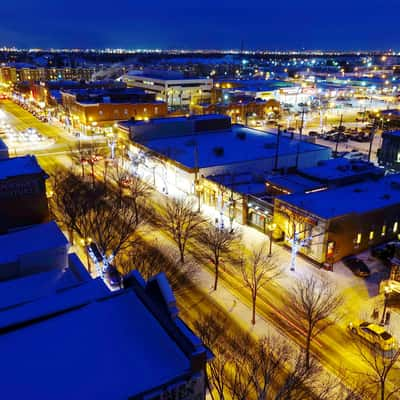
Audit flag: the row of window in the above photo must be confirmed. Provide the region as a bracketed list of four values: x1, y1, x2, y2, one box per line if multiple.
[97, 107, 158, 116]
[355, 221, 398, 246]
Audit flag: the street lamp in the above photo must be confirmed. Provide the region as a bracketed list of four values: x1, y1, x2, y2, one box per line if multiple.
[380, 286, 391, 325]
[267, 222, 277, 257]
[195, 179, 203, 213]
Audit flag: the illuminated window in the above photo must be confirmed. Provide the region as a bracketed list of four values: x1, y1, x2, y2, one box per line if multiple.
[369, 231, 374, 241]
[394, 222, 398, 233]
[382, 225, 387, 236]
[355, 233, 362, 245]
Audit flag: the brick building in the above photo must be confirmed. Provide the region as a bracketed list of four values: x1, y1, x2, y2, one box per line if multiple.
[0, 155, 49, 232]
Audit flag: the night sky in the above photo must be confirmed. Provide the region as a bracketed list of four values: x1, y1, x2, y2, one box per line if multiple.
[1, 0, 398, 50]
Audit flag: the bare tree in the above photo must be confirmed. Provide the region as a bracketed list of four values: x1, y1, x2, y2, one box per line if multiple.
[352, 336, 400, 400]
[289, 275, 343, 369]
[193, 311, 229, 400]
[160, 197, 205, 263]
[117, 239, 196, 292]
[227, 332, 254, 400]
[80, 193, 142, 261]
[51, 169, 144, 270]
[50, 167, 93, 245]
[198, 225, 240, 290]
[239, 243, 282, 325]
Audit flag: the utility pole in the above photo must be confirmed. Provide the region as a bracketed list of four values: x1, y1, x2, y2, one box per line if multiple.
[273, 125, 282, 171]
[295, 108, 305, 169]
[335, 113, 343, 156]
[368, 119, 377, 162]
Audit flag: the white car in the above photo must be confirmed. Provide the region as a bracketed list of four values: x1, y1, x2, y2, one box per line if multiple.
[343, 151, 366, 161]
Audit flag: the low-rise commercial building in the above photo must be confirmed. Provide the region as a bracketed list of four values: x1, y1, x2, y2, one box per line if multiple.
[0, 155, 49, 232]
[121, 69, 213, 109]
[274, 174, 400, 265]
[0, 221, 69, 281]
[121, 115, 331, 227]
[191, 96, 280, 124]
[61, 87, 167, 134]
[0, 260, 210, 399]
[378, 130, 400, 171]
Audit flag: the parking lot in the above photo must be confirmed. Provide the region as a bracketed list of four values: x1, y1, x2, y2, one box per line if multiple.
[0, 120, 55, 151]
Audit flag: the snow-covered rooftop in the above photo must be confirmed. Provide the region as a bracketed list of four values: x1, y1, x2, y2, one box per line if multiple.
[0, 289, 192, 399]
[0, 221, 68, 265]
[0, 254, 91, 312]
[0, 155, 44, 180]
[144, 125, 329, 169]
[266, 174, 322, 193]
[298, 158, 384, 182]
[278, 174, 400, 219]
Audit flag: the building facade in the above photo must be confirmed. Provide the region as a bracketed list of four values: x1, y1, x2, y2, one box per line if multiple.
[61, 88, 167, 134]
[121, 70, 213, 109]
[378, 130, 400, 171]
[0, 155, 49, 232]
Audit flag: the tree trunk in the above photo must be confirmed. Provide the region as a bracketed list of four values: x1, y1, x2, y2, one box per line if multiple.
[252, 295, 256, 325]
[213, 261, 219, 291]
[68, 228, 74, 245]
[91, 163, 95, 186]
[380, 379, 385, 400]
[179, 247, 185, 264]
[305, 328, 312, 369]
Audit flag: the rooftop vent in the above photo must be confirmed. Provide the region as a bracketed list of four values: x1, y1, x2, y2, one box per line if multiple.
[236, 131, 246, 140]
[213, 146, 224, 157]
[391, 181, 400, 190]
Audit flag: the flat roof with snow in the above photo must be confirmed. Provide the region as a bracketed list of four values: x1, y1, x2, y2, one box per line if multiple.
[0, 221, 68, 265]
[0, 154, 44, 180]
[278, 174, 400, 219]
[0, 289, 192, 400]
[143, 125, 330, 169]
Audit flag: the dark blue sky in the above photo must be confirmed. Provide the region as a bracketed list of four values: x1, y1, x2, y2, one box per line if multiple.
[1, 0, 398, 50]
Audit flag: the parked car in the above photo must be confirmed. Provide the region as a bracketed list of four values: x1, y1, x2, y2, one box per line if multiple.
[351, 134, 370, 143]
[342, 256, 371, 277]
[308, 131, 320, 137]
[343, 151, 366, 161]
[371, 242, 398, 264]
[104, 265, 122, 288]
[348, 321, 396, 352]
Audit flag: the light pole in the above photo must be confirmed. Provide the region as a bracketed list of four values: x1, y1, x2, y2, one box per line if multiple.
[380, 286, 390, 325]
[267, 222, 277, 257]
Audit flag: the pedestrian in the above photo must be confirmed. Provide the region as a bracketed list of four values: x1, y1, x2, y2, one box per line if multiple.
[372, 307, 379, 320]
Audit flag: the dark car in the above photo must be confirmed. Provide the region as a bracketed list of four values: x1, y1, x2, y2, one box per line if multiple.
[308, 131, 320, 137]
[104, 265, 122, 288]
[371, 242, 398, 265]
[343, 256, 371, 277]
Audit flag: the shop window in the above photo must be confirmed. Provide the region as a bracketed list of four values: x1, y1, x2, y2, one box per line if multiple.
[394, 222, 398, 233]
[369, 231, 374, 241]
[354, 233, 362, 247]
